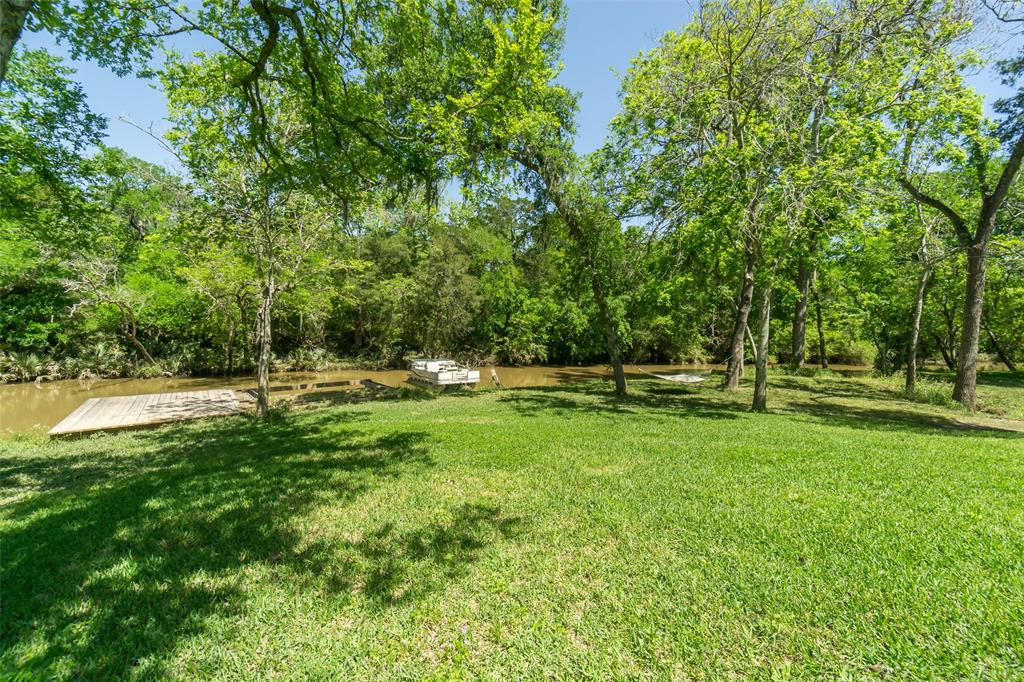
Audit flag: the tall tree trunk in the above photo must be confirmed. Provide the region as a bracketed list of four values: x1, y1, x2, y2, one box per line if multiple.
[353, 306, 365, 352]
[235, 292, 249, 370]
[120, 308, 156, 365]
[550, 191, 626, 395]
[982, 317, 1016, 372]
[0, 0, 33, 84]
[790, 259, 813, 370]
[513, 150, 627, 396]
[226, 321, 236, 376]
[592, 280, 628, 395]
[126, 332, 156, 366]
[725, 233, 756, 389]
[564, 220, 627, 396]
[940, 304, 959, 369]
[905, 263, 931, 394]
[256, 280, 274, 417]
[953, 243, 987, 409]
[752, 287, 772, 412]
[899, 134, 1024, 408]
[932, 331, 956, 371]
[813, 283, 827, 369]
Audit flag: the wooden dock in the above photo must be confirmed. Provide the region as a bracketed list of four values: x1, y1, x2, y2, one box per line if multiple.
[48, 389, 244, 437]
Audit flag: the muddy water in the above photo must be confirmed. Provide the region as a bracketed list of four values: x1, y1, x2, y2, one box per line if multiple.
[1, 362, 882, 435]
[1, 364, 733, 435]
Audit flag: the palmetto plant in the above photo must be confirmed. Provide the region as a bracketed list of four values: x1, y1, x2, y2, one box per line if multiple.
[0, 352, 49, 381]
[73, 341, 129, 378]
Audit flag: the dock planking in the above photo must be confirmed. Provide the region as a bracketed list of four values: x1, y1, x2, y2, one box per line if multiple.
[48, 389, 244, 436]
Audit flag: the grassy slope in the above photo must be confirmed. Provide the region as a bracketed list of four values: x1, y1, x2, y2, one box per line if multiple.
[1, 373, 1022, 680]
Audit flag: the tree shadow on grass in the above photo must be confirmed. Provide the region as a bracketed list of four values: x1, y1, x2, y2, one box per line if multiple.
[979, 373, 1024, 387]
[0, 410, 391, 503]
[785, 399, 1024, 437]
[285, 383, 429, 405]
[917, 369, 1024, 389]
[0, 412, 519, 678]
[770, 374, 1023, 436]
[497, 378, 1020, 439]
[297, 502, 522, 606]
[496, 380, 742, 421]
[771, 375, 904, 403]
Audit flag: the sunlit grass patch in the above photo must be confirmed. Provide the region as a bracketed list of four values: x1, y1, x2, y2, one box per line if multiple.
[1, 373, 1022, 679]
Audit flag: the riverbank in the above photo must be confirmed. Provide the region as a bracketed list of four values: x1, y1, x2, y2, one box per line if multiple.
[2, 364, 729, 435]
[4, 362, 1018, 436]
[2, 373, 1022, 678]
[0, 349, 403, 385]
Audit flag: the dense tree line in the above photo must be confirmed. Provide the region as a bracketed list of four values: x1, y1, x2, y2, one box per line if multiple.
[1, 0, 1021, 412]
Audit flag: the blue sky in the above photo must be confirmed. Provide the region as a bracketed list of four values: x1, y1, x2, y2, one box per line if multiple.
[18, 0, 1020, 169]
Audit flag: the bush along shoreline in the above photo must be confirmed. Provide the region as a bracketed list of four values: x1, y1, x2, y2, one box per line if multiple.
[0, 347, 395, 384]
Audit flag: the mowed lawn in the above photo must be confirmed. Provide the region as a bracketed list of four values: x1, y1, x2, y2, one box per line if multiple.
[1, 373, 1022, 679]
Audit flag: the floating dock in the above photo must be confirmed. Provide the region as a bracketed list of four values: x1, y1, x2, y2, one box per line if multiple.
[48, 389, 243, 437]
[46, 379, 398, 437]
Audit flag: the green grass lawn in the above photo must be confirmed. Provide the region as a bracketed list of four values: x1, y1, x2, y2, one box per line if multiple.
[2, 372, 1022, 679]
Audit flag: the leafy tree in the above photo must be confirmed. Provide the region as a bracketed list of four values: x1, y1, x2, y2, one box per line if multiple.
[0, 48, 104, 233]
[892, 9, 1024, 408]
[511, 146, 632, 394]
[610, 0, 858, 408]
[183, 160, 337, 415]
[4, 0, 1022, 405]
[1, 48, 105, 354]
[61, 247, 157, 365]
[983, 240, 1023, 370]
[1, 0, 169, 83]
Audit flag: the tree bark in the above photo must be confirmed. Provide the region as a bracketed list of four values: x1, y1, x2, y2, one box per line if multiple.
[932, 331, 956, 371]
[557, 208, 627, 396]
[119, 306, 156, 365]
[126, 330, 156, 366]
[878, 337, 889, 375]
[523, 153, 627, 397]
[983, 317, 1017, 372]
[226, 321, 236, 376]
[813, 283, 827, 369]
[353, 306, 365, 352]
[0, 0, 33, 84]
[900, 133, 1023, 409]
[905, 263, 931, 394]
[725, 232, 756, 389]
[953, 243, 987, 409]
[592, 279, 628, 396]
[752, 287, 772, 412]
[256, 280, 274, 417]
[235, 291, 249, 371]
[790, 259, 812, 370]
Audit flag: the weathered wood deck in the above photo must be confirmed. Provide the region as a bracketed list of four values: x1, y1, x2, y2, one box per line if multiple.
[48, 389, 244, 437]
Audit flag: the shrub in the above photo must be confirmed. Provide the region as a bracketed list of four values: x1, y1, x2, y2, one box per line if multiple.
[134, 363, 168, 379]
[0, 352, 60, 382]
[275, 348, 355, 372]
[827, 338, 877, 366]
[905, 375, 956, 408]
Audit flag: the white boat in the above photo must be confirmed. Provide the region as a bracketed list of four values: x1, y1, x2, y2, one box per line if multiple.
[408, 358, 480, 386]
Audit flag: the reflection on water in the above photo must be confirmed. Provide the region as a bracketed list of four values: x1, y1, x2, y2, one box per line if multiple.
[0, 363, 873, 435]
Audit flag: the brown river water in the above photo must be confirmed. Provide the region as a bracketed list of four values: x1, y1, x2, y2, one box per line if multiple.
[1, 364, 739, 435]
[0, 363, 883, 436]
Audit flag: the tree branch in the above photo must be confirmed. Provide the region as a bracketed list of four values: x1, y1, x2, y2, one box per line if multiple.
[898, 177, 971, 245]
[985, 132, 1024, 219]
